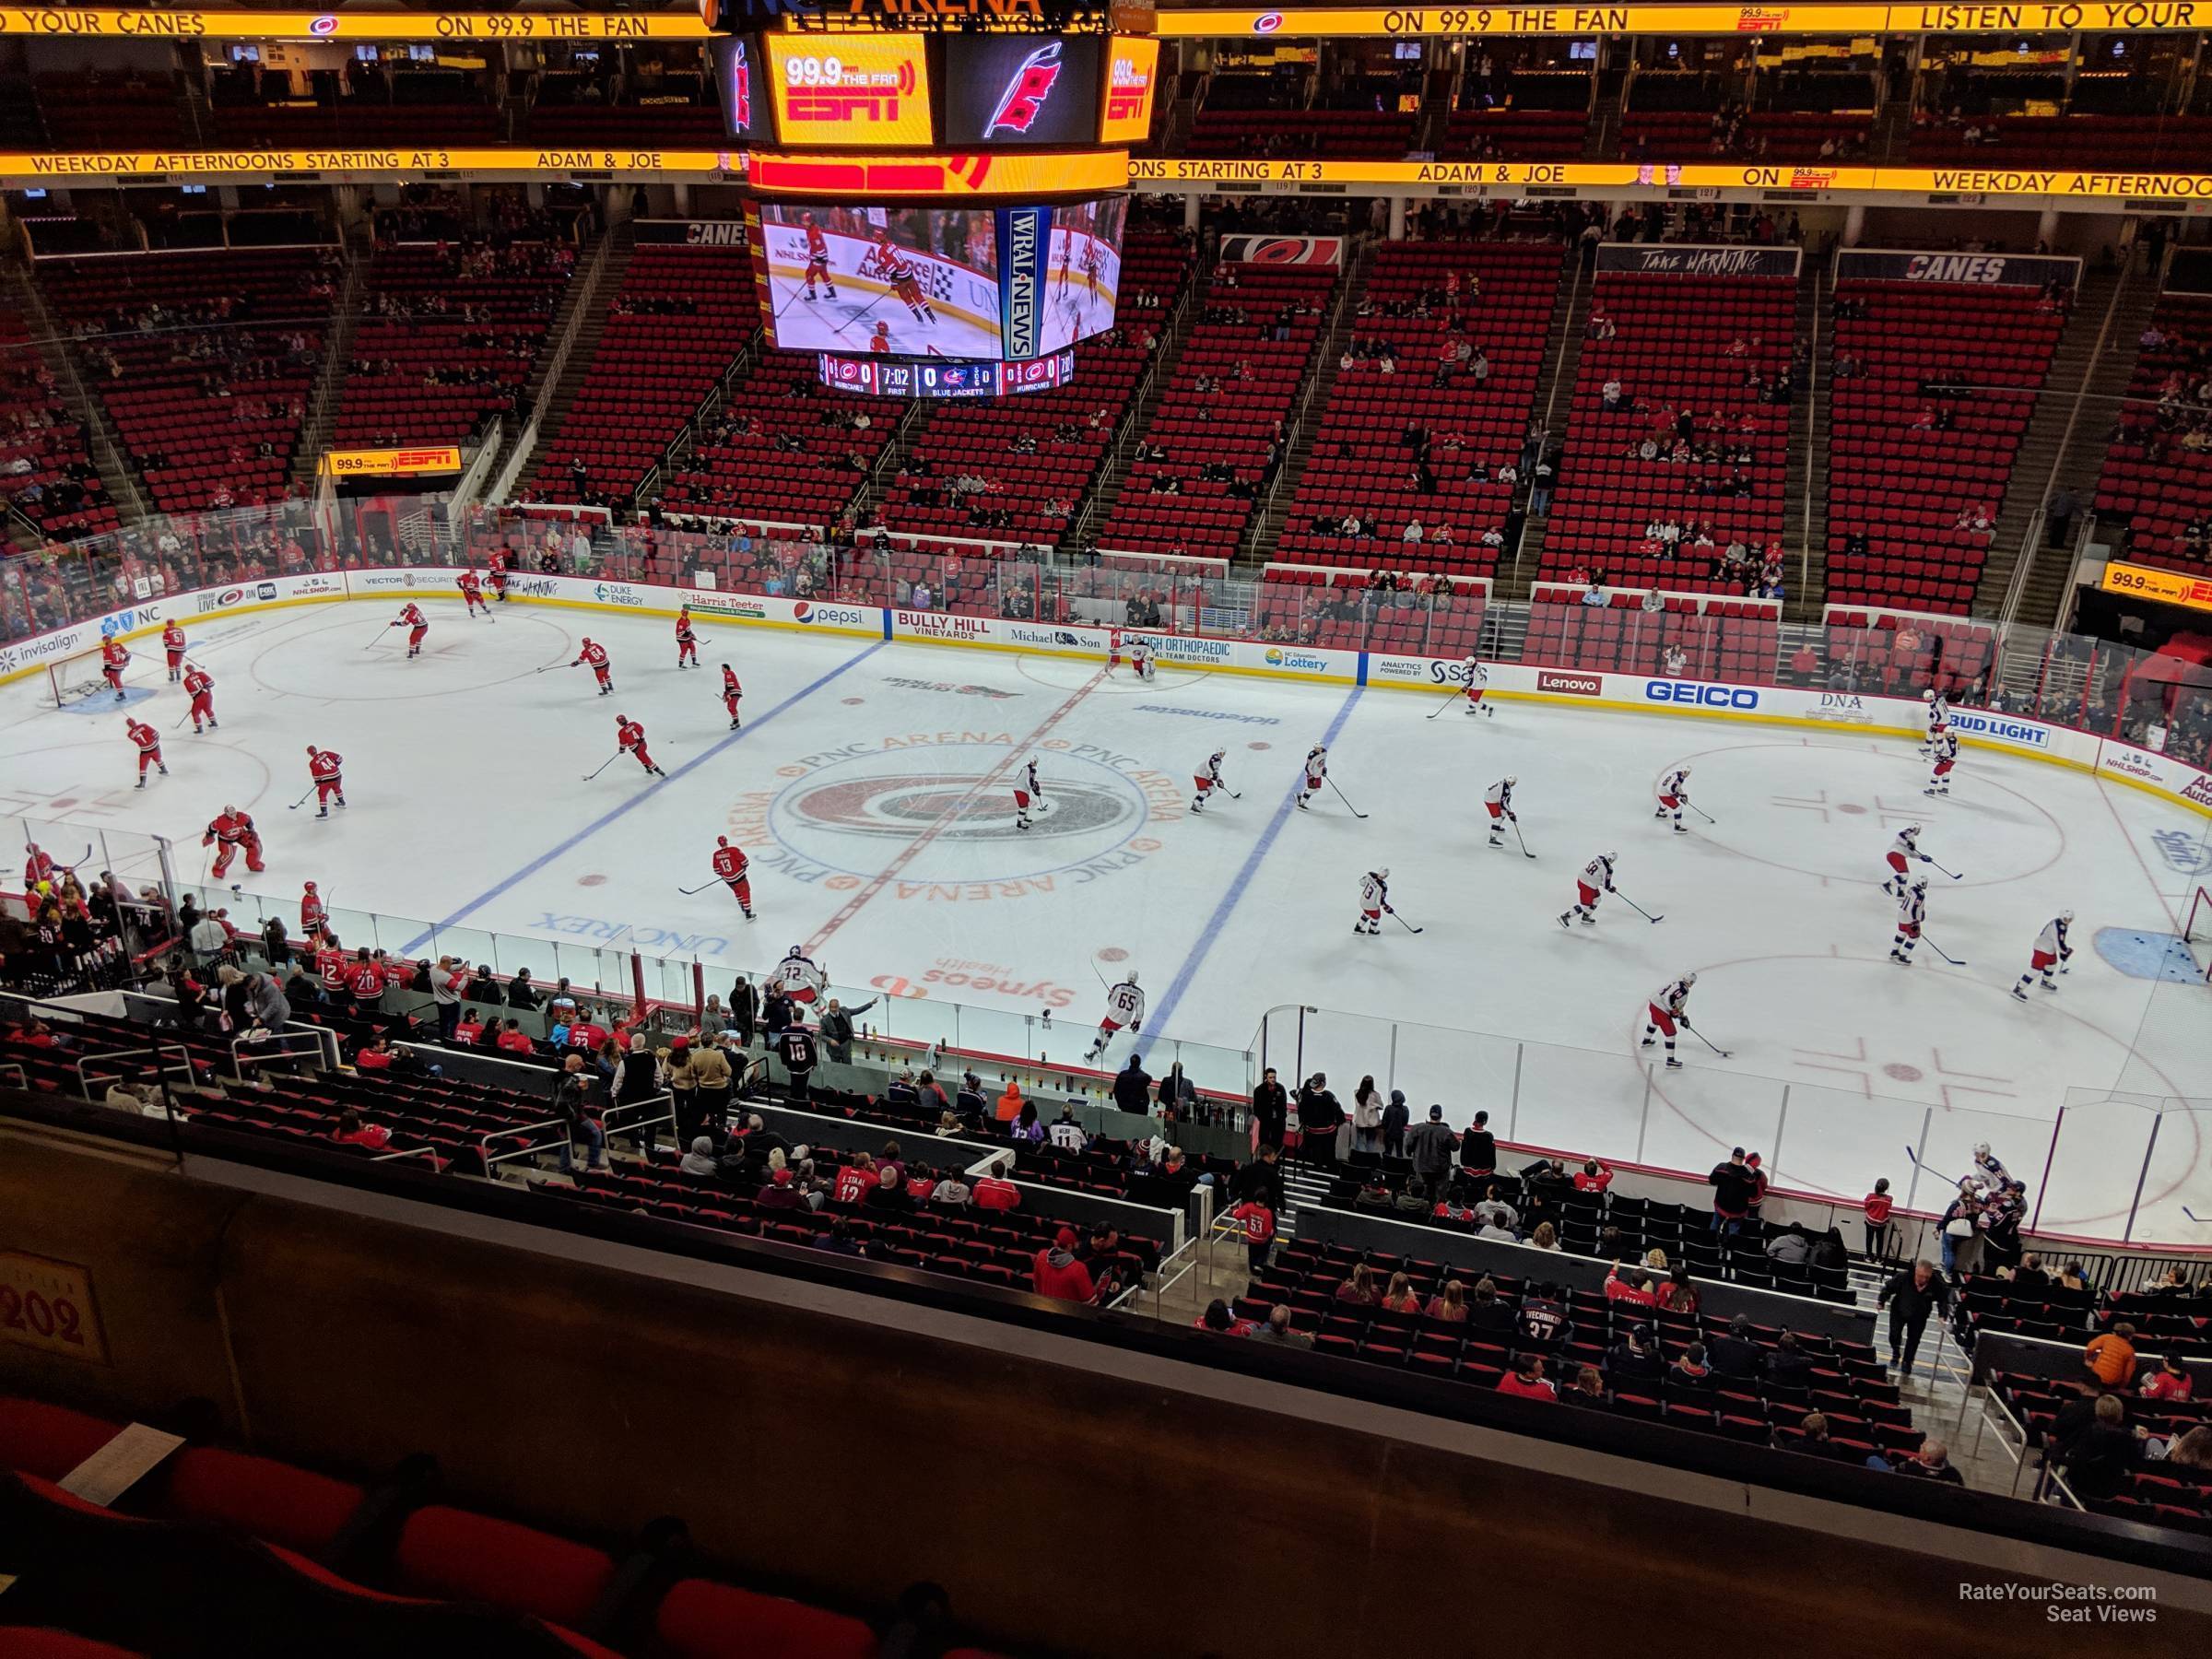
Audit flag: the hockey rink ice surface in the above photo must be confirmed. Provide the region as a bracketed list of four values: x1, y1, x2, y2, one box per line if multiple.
[6, 602, 2210, 1243]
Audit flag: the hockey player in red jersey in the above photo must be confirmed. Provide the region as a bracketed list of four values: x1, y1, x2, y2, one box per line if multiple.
[721, 663, 743, 729]
[1107, 625, 1125, 674]
[23, 844, 55, 894]
[868, 321, 892, 354]
[307, 746, 347, 818]
[161, 620, 187, 680]
[801, 213, 838, 301]
[1559, 852, 1618, 928]
[182, 663, 218, 733]
[1641, 972, 1697, 1069]
[675, 606, 700, 669]
[616, 714, 666, 778]
[204, 806, 265, 880]
[488, 547, 512, 602]
[574, 638, 613, 695]
[100, 637, 129, 700]
[300, 880, 327, 938]
[2012, 912, 2074, 1001]
[391, 601, 428, 658]
[125, 718, 166, 787]
[711, 835, 757, 921]
[457, 568, 489, 617]
[875, 231, 937, 326]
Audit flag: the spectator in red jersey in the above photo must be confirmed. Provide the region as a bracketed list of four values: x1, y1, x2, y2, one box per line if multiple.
[1604, 1261, 1660, 1310]
[831, 1155, 876, 1207]
[973, 1156, 1020, 1211]
[1863, 1177, 1895, 1262]
[1657, 1266, 1701, 1316]
[453, 1009, 485, 1046]
[1572, 1159, 1615, 1194]
[352, 1037, 394, 1074]
[1227, 1192, 1277, 1278]
[1196, 1300, 1257, 1335]
[333, 1107, 391, 1151]
[2139, 1353, 2194, 1403]
[496, 1019, 535, 1054]
[1497, 1355, 1558, 1401]
[1031, 1227, 1096, 1302]
[1424, 1279, 1469, 1323]
[1381, 1272, 1422, 1315]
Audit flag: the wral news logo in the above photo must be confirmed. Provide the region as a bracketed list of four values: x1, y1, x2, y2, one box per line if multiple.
[984, 42, 1063, 136]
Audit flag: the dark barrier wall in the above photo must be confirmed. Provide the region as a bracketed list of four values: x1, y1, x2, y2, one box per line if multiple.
[3, 1129, 2206, 1659]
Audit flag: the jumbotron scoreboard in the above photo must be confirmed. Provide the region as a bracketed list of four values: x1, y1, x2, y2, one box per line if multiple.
[709, 0, 1156, 394]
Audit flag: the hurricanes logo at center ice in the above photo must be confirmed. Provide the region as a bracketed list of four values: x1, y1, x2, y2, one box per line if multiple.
[790, 771, 1126, 841]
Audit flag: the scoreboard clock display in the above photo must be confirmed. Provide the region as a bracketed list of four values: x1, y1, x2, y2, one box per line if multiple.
[818, 349, 1078, 398]
[765, 32, 933, 147]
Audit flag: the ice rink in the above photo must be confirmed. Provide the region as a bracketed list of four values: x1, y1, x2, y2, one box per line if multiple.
[7, 597, 2210, 1241]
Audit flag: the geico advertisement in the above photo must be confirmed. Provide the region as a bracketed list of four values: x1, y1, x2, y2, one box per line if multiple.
[765, 35, 931, 147]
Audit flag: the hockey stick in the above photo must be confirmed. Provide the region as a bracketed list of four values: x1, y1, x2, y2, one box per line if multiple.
[1510, 817, 1536, 860]
[1902, 1145, 1975, 1191]
[1088, 959, 1112, 990]
[1919, 933, 1968, 968]
[1925, 858, 1964, 880]
[362, 620, 394, 651]
[1425, 688, 1462, 721]
[1615, 891, 1665, 924]
[677, 878, 722, 896]
[1226, 788, 1241, 799]
[1690, 803, 1717, 825]
[2184, 1207, 2207, 1223]
[581, 750, 623, 782]
[1685, 1022, 1733, 1060]
[284, 786, 316, 812]
[1389, 910, 1424, 935]
[1326, 777, 1370, 819]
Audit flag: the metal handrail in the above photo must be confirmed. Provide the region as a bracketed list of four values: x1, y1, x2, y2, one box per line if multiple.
[73, 1043, 195, 1102]
[229, 1029, 332, 1085]
[371, 1144, 443, 1165]
[483, 1112, 571, 1171]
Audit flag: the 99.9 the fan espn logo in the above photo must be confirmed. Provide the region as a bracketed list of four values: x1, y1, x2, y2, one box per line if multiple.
[779, 51, 918, 126]
[1106, 47, 1154, 125]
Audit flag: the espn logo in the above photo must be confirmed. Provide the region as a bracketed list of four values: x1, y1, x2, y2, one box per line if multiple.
[1107, 53, 1153, 124]
[788, 89, 904, 124]
[1535, 670, 1601, 697]
[985, 42, 1063, 137]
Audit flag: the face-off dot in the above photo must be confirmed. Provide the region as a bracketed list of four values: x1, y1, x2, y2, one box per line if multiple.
[1096, 947, 1130, 963]
[1837, 802, 1868, 815]
[841, 697, 865, 705]
[1882, 1063, 1924, 1083]
[578, 873, 607, 887]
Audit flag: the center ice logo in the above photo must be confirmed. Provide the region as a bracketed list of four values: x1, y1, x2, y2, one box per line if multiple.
[791, 771, 1127, 841]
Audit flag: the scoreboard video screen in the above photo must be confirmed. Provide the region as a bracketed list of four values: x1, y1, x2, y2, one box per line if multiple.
[752, 195, 1124, 360]
[819, 350, 1077, 399]
[711, 30, 1158, 148]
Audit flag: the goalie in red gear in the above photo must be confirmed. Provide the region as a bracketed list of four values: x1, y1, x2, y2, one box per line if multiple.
[675, 606, 700, 669]
[712, 836, 757, 920]
[307, 746, 347, 818]
[204, 806, 265, 879]
[100, 636, 129, 700]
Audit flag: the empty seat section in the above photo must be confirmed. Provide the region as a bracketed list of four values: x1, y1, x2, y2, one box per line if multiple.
[2092, 290, 2212, 578]
[1275, 240, 1562, 582]
[38, 248, 339, 513]
[529, 241, 759, 505]
[1540, 265, 1797, 593]
[1827, 276, 2069, 613]
[1096, 261, 1340, 559]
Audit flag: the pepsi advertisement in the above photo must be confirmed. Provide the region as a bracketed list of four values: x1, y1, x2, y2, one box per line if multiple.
[941, 35, 1101, 148]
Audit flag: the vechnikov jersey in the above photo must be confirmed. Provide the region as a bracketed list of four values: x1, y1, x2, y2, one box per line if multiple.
[1658, 769, 1689, 801]
[767, 951, 827, 1003]
[2035, 916, 2069, 955]
[1484, 778, 1513, 810]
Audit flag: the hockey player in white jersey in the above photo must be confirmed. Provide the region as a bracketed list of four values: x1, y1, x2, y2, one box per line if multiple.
[1013, 756, 1042, 831]
[1921, 688, 1951, 755]
[1297, 745, 1328, 810]
[1559, 852, 1618, 928]
[1083, 971, 1145, 1062]
[1654, 766, 1693, 833]
[1639, 971, 1697, 1069]
[1882, 825, 1938, 896]
[1483, 776, 1517, 849]
[1127, 638, 1155, 681]
[1888, 879, 1928, 965]
[1191, 748, 1229, 814]
[2011, 912, 2074, 1001]
[1461, 657, 1492, 718]
[767, 945, 828, 1006]
[1355, 869, 1394, 935]
[1924, 729, 1959, 796]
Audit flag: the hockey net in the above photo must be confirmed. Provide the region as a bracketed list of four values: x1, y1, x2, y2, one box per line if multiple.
[2187, 887, 2212, 982]
[45, 641, 131, 707]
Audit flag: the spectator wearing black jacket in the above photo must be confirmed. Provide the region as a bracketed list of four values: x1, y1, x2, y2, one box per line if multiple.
[1606, 1323, 1665, 1387]
[1297, 1073, 1343, 1163]
[506, 969, 541, 1009]
[1249, 1067, 1288, 1150]
[1230, 1143, 1284, 1214]
[1877, 1259, 1954, 1378]
[1379, 1088, 1410, 1157]
[1708, 1147, 1757, 1234]
[729, 974, 758, 1048]
[1112, 1053, 1153, 1115]
[1708, 1315, 1766, 1380]
[773, 1022, 818, 1103]
[1765, 1332, 1816, 1389]
[1458, 1110, 1497, 1178]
